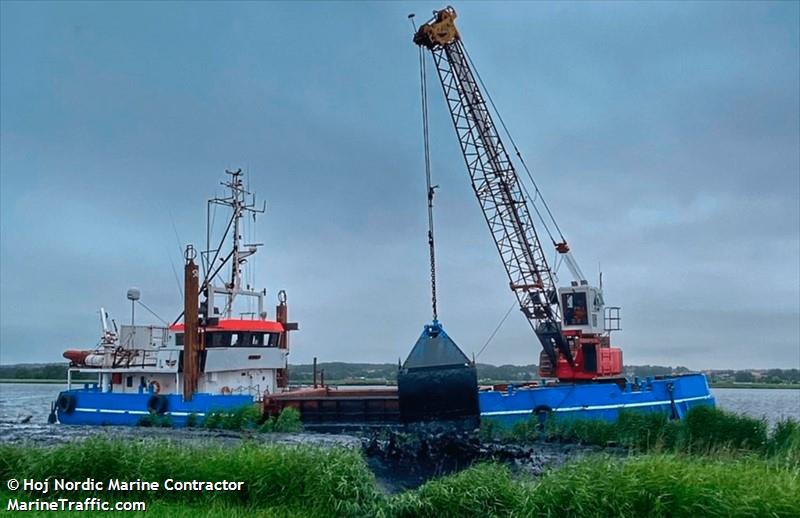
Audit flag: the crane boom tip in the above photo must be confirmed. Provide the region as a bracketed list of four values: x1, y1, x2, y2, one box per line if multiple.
[413, 6, 459, 49]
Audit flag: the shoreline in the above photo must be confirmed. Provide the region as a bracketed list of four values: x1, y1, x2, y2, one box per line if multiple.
[2, 379, 799, 390]
[709, 382, 800, 390]
[0, 379, 73, 384]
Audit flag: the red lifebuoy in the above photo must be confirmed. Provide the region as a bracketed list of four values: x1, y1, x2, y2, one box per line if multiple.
[220, 386, 232, 395]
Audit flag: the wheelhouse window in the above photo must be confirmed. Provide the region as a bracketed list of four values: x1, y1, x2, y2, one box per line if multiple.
[201, 331, 281, 348]
[208, 332, 233, 347]
[562, 292, 589, 326]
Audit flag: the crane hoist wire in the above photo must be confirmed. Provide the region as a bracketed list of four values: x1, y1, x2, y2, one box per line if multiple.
[462, 46, 567, 247]
[475, 300, 517, 360]
[419, 43, 439, 322]
[417, 41, 557, 360]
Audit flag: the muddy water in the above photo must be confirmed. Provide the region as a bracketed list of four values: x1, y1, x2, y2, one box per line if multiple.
[363, 433, 611, 493]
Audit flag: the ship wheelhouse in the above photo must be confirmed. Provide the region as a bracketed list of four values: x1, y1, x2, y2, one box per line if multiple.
[169, 318, 289, 398]
[173, 319, 284, 348]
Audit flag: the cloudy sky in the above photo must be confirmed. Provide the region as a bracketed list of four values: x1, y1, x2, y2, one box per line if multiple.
[1, 2, 798, 370]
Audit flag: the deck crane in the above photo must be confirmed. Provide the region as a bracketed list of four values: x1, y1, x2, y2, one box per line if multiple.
[413, 7, 622, 381]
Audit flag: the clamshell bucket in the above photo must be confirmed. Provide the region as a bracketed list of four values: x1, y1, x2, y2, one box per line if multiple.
[397, 321, 479, 426]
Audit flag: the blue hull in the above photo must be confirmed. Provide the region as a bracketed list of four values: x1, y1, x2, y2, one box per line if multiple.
[479, 373, 715, 427]
[56, 374, 714, 428]
[56, 388, 254, 427]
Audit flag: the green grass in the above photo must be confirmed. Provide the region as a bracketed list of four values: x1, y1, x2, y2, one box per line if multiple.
[2, 408, 798, 517]
[484, 406, 795, 458]
[1, 436, 798, 518]
[137, 414, 174, 428]
[524, 454, 800, 518]
[1, 496, 304, 517]
[388, 462, 532, 518]
[682, 404, 768, 452]
[200, 406, 302, 433]
[133, 405, 302, 432]
[203, 405, 262, 431]
[390, 456, 800, 518]
[260, 407, 303, 433]
[768, 418, 800, 466]
[0, 439, 377, 517]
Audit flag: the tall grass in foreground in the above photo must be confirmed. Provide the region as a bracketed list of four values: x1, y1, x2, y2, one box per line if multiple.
[202, 405, 262, 431]
[489, 405, 800, 459]
[260, 407, 303, 433]
[0, 439, 377, 517]
[526, 455, 800, 518]
[390, 456, 800, 518]
[2, 438, 799, 517]
[201, 406, 303, 433]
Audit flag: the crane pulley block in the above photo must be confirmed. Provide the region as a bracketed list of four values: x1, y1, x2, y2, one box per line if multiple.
[413, 7, 459, 49]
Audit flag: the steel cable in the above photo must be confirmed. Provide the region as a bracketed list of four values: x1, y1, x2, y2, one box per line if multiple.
[419, 45, 439, 322]
[475, 300, 517, 359]
[462, 46, 567, 245]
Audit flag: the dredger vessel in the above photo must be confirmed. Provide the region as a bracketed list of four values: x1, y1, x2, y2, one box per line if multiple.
[53, 8, 714, 428]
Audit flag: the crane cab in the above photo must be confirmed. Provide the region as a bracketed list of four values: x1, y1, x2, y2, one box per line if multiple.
[559, 282, 606, 335]
[538, 282, 623, 381]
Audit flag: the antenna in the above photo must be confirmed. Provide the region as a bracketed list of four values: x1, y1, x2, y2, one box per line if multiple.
[205, 169, 267, 319]
[599, 263, 603, 290]
[126, 288, 140, 325]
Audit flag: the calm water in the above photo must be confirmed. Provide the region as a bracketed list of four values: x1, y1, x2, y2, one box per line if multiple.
[0, 382, 66, 423]
[712, 387, 800, 425]
[1, 383, 798, 432]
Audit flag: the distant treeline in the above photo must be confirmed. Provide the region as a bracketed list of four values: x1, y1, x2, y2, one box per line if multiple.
[0, 363, 94, 381]
[2, 362, 798, 386]
[710, 368, 800, 385]
[287, 362, 543, 384]
[291, 363, 800, 385]
[287, 362, 696, 384]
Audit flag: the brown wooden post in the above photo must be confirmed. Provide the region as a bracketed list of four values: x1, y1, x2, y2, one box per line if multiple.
[275, 291, 289, 388]
[274, 289, 299, 389]
[312, 357, 318, 389]
[183, 246, 200, 401]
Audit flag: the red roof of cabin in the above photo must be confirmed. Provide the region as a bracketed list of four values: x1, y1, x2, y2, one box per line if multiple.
[170, 319, 284, 333]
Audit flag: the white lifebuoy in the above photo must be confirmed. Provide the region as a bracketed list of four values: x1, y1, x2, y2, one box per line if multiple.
[149, 380, 161, 394]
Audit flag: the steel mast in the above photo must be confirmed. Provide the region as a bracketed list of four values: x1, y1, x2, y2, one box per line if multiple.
[207, 169, 266, 319]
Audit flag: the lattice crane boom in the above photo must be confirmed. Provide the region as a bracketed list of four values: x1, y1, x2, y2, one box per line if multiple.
[413, 7, 573, 367]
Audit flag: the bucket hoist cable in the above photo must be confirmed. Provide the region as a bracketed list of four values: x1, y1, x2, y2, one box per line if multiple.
[419, 40, 440, 323]
[396, 15, 480, 426]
